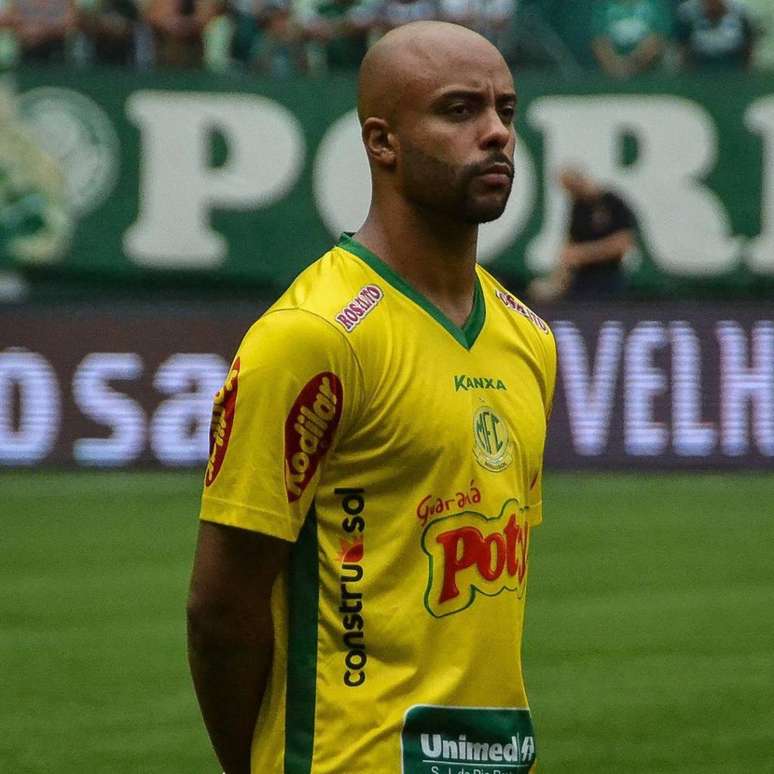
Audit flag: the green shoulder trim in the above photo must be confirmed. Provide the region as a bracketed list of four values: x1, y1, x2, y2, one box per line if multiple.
[284, 505, 319, 774]
[337, 233, 485, 349]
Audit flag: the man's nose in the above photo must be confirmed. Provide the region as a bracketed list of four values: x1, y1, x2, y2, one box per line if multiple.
[479, 108, 513, 150]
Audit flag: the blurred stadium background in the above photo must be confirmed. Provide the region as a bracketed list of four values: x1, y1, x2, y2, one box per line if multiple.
[1, 0, 773, 771]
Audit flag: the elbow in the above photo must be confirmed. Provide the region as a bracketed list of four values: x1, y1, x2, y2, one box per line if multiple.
[187, 591, 272, 654]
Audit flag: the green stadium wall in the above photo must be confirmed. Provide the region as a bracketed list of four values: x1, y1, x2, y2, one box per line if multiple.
[2, 68, 774, 298]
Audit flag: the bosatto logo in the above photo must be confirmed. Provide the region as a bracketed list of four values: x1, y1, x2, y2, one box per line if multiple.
[205, 357, 240, 487]
[284, 372, 343, 502]
[421, 499, 529, 618]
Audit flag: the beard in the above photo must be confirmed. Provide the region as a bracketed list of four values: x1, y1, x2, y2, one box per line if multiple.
[399, 141, 514, 224]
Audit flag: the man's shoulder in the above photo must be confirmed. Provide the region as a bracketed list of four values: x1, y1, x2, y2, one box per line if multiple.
[247, 242, 388, 348]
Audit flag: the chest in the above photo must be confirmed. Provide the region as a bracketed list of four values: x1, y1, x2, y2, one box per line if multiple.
[345, 319, 547, 487]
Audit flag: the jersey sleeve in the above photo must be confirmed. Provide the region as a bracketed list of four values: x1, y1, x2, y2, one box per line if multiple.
[199, 308, 363, 542]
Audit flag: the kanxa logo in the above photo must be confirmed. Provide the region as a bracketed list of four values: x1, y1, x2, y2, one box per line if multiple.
[335, 487, 368, 687]
[284, 372, 343, 502]
[454, 374, 507, 392]
[421, 499, 529, 618]
[205, 357, 240, 487]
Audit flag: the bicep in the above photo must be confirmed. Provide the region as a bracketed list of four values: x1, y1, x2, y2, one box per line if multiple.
[188, 521, 291, 633]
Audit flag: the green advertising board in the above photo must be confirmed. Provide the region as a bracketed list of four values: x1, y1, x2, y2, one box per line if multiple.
[2, 68, 773, 297]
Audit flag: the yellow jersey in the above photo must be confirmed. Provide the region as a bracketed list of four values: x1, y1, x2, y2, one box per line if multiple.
[200, 234, 557, 774]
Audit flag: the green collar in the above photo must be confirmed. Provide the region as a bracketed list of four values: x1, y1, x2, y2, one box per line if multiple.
[337, 234, 485, 350]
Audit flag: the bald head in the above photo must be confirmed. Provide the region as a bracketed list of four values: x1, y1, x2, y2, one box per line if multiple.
[357, 22, 510, 126]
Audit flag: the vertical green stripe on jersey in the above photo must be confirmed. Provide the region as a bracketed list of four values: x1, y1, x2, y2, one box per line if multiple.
[338, 234, 486, 349]
[284, 505, 319, 774]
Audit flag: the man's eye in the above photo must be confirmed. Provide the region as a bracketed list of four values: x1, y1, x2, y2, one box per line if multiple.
[448, 104, 471, 118]
[500, 106, 516, 123]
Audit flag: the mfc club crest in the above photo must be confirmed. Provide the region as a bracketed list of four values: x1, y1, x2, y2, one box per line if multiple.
[473, 405, 512, 472]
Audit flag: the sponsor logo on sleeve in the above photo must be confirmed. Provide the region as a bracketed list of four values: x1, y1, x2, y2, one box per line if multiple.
[421, 499, 529, 618]
[401, 704, 536, 773]
[205, 357, 240, 487]
[335, 284, 384, 332]
[284, 372, 343, 502]
[494, 289, 549, 334]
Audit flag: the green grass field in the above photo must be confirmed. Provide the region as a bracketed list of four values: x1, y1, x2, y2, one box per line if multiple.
[2, 472, 773, 773]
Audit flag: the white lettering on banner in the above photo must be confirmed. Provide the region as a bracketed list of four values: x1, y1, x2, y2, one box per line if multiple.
[72, 353, 145, 466]
[625, 322, 669, 456]
[718, 322, 774, 456]
[0, 349, 60, 463]
[745, 98, 774, 275]
[312, 109, 537, 263]
[527, 96, 741, 277]
[1, 329, 770, 467]
[124, 93, 304, 268]
[151, 353, 228, 465]
[553, 321, 624, 455]
[671, 322, 717, 456]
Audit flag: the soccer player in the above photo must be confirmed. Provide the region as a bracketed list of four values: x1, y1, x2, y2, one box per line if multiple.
[187, 20, 557, 774]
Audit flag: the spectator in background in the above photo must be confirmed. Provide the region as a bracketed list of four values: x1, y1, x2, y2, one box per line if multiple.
[300, 0, 376, 71]
[675, 0, 754, 70]
[0, 0, 19, 68]
[78, 0, 140, 65]
[145, 0, 216, 67]
[591, 0, 671, 78]
[732, 0, 772, 69]
[377, 0, 437, 34]
[9, 0, 77, 63]
[437, 0, 515, 51]
[528, 167, 636, 302]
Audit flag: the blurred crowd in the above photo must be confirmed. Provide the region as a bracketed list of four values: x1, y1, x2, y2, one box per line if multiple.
[0, 0, 771, 74]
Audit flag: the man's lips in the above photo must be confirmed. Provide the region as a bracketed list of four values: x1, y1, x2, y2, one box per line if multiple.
[477, 163, 513, 186]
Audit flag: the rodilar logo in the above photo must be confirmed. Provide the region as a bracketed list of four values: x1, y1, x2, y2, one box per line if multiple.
[205, 357, 240, 487]
[284, 372, 343, 502]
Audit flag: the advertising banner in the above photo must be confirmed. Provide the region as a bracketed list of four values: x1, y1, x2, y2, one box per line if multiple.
[1, 69, 773, 296]
[2, 301, 771, 470]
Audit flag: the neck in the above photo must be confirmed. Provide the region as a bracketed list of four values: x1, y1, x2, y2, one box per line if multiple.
[354, 197, 479, 328]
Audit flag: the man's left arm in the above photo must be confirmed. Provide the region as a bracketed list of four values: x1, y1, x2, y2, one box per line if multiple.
[187, 523, 291, 774]
[561, 228, 634, 269]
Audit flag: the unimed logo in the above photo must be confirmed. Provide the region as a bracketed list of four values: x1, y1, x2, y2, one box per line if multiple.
[284, 372, 343, 502]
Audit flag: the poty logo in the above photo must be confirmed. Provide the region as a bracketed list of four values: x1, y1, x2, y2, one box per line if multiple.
[284, 372, 343, 502]
[335, 284, 383, 332]
[205, 357, 240, 487]
[421, 499, 529, 617]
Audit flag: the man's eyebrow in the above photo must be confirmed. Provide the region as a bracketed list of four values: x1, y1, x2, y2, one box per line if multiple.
[432, 88, 518, 105]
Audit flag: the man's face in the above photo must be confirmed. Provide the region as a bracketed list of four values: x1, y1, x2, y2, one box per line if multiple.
[392, 48, 517, 224]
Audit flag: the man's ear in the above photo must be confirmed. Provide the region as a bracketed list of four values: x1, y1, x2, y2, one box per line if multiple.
[362, 117, 397, 168]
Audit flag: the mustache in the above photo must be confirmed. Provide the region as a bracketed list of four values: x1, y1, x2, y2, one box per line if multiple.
[467, 154, 515, 179]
